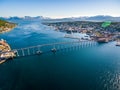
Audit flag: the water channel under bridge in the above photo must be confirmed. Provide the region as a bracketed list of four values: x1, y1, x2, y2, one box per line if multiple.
[12, 40, 98, 57]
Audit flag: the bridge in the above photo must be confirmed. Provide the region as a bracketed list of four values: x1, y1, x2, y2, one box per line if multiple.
[11, 40, 97, 57]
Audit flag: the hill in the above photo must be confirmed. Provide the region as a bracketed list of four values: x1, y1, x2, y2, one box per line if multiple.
[0, 19, 16, 33]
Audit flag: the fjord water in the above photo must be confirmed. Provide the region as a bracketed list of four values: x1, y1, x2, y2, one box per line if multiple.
[0, 20, 120, 90]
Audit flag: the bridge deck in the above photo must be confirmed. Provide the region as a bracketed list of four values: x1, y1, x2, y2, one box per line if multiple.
[11, 40, 97, 57]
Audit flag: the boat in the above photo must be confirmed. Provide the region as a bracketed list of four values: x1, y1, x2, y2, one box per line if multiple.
[36, 50, 42, 54]
[51, 48, 57, 53]
[116, 41, 120, 46]
[64, 32, 91, 40]
[96, 37, 109, 43]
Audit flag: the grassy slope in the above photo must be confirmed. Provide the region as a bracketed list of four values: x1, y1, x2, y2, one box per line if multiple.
[0, 19, 16, 33]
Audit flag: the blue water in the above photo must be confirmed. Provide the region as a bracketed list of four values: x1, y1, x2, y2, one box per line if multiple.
[0, 20, 120, 90]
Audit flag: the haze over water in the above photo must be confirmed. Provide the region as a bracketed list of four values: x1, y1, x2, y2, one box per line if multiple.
[0, 20, 120, 90]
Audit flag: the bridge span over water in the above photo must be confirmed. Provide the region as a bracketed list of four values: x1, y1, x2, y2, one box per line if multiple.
[11, 40, 97, 57]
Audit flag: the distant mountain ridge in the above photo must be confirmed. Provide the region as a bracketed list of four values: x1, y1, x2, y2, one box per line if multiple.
[0, 16, 50, 21]
[0, 15, 120, 22]
[43, 15, 120, 22]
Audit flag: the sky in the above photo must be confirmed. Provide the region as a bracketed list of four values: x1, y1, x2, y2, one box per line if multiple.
[0, 0, 120, 18]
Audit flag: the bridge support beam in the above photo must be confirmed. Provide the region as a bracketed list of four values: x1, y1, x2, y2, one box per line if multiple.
[27, 48, 30, 55]
[22, 49, 25, 56]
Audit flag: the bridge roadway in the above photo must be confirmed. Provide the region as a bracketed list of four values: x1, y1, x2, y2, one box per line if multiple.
[9, 40, 97, 57]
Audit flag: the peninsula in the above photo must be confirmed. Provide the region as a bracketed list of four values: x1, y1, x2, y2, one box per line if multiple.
[0, 19, 16, 33]
[43, 21, 120, 42]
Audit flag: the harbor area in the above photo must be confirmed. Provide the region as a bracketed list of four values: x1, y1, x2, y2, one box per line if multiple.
[0, 39, 16, 64]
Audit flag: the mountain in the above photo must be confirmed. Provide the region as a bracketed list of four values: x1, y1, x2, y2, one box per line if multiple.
[43, 15, 120, 22]
[0, 15, 120, 22]
[0, 16, 50, 21]
[85, 15, 120, 22]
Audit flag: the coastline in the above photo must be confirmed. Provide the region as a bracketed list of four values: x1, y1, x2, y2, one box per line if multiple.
[0, 39, 15, 64]
[0, 19, 17, 34]
[0, 25, 17, 34]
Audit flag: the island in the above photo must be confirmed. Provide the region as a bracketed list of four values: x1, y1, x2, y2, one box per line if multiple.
[0, 19, 16, 33]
